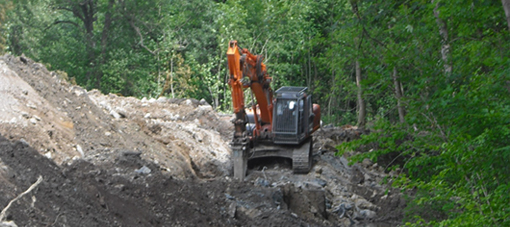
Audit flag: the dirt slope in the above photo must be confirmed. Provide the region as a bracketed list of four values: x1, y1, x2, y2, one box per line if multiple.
[0, 54, 405, 226]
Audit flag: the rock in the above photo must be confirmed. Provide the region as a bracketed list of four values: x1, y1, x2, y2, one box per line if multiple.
[27, 103, 36, 109]
[120, 150, 142, 157]
[364, 173, 372, 182]
[76, 144, 84, 157]
[303, 181, 323, 190]
[115, 108, 127, 118]
[157, 96, 167, 102]
[193, 132, 203, 143]
[19, 138, 29, 147]
[350, 165, 364, 185]
[114, 184, 125, 191]
[255, 177, 270, 187]
[362, 158, 372, 168]
[272, 189, 285, 208]
[0, 220, 18, 227]
[199, 99, 209, 106]
[314, 178, 327, 187]
[21, 111, 30, 118]
[224, 193, 235, 200]
[310, 205, 318, 214]
[237, 206, 262, 219]
[29, 118, 37, 125]
[198, 105, 212, 111]
[355, 209, 377, 220]
[110, 110, 121, 119]
[33, 115, 41, 121]
[228, 202, 236, 218]
[135, 165, 151, 174]
[355, 196, 378, 211]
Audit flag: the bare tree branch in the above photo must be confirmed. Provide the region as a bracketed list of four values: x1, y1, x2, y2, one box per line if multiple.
[129, 20, 157, 55]
[0, 176, 43, 222]
[45, 20, 79, 31]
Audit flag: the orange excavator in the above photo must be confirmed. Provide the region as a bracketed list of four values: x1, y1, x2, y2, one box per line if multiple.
[227, 40, 321, 180]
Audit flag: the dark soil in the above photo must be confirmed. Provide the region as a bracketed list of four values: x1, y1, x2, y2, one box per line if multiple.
[0, 134, 327, 226]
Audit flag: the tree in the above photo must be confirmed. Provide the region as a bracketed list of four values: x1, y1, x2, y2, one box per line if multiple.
[0, 0, 12, 54]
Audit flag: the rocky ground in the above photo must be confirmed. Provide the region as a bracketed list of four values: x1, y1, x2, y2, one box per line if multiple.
[0, 54, 405, 227]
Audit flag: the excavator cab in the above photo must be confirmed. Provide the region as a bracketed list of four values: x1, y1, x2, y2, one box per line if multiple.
[273, 87, 315, 145]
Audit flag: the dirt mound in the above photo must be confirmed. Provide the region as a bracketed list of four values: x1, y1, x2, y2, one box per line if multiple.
[0, 54, 405, 226]
[0, 54, 231, 180]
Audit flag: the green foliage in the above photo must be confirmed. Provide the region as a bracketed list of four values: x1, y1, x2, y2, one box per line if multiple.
[0, 0, 12, 54]
[338, 0, 510, 225]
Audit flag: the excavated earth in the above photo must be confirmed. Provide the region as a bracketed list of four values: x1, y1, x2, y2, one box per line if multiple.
[0, 55, 405, 227]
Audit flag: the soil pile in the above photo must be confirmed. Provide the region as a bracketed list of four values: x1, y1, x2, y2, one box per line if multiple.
[0, 55, 405, 226]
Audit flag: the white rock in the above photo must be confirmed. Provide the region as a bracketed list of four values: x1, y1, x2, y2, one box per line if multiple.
[149, 98, 156, 103]
[76, 144, 84, 157]
[29, 118, 37, 125]
[110, 110, 121, 119]
[199, 105, 213, 111]
[21, 111, 30, 118]
[0, 220, 18, 227]
[19, 138, 29, 147]
[144, 113, 151, 119]
[115, 108, 127, 118]
[199, 98, 209, 106]
[135, 166, 151, 174]
[157, 96, 167, 102]
[33, 115, 41, 121]
[44, 152, 52, 159]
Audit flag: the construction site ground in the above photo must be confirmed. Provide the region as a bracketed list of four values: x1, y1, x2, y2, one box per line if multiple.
[0, 55, 405, 227]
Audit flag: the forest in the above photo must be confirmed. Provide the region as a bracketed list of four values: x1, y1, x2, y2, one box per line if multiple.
[1, 0, 509, 225]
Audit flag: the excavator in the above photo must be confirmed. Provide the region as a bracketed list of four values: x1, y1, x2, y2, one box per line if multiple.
[227, 40, 321, 180]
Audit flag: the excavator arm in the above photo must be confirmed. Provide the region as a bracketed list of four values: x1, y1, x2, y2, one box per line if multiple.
[227, 40, 273, 140]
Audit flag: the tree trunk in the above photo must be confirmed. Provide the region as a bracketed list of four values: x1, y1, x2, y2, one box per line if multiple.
[214, 54, 221, 109]
[502, 0, 510, 32]
[432, 0, 452, 75]
[170, 55, 174, 98]
[392, 67, 405, 123]
[356, 59, 366, 127]
[67, 0, 98, 88]
[328, 70, 335, 124]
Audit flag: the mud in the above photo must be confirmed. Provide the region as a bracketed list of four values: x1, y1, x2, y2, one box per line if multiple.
[0, 54, 405, 226]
